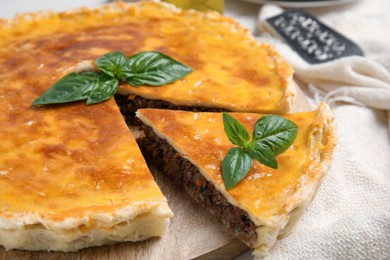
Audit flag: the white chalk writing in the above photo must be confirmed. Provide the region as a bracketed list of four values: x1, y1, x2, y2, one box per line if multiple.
[269, 10, 354, 63]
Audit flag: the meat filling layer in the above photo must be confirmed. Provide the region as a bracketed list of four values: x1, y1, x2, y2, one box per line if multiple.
[115, 94, 228, 125]
[137, 125, 259, 247]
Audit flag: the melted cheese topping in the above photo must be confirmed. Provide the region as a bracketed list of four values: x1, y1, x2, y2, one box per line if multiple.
[0, 2, 175, 231]
[0, 1, 294, 113]
[137, 103, 336, 225]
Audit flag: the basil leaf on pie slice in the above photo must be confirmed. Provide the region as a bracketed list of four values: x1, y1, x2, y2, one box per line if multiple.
[222, 112, 250, 148]
[247, 142, 278, 169]
[252, 115, 298, 155]
[222, 147, 253, 190]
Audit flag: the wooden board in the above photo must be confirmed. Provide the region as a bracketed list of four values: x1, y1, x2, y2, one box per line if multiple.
[0, 84, 311, 260]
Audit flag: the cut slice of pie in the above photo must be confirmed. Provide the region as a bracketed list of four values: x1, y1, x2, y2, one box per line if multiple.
[0, 100, 173, 252]
[0, 99, 173, 251]
[136, 102, 336, 256]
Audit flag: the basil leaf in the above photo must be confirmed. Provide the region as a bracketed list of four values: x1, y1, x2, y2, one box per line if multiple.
[95, 51, 128, 79]
[32, 72, 102, 105]
[123, 51, 192, 86]
[86, 74, 119, 105]
[247, 142, 278, 169]
[33, 51, 193, 106]
[222, 113, 299, 189]
[222, 147, 253, 190]
[252, 115, 298, 155]
[222, 112, 250, 147]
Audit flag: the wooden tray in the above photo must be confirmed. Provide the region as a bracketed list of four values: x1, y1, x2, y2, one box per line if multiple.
[0, 84, 311, 260]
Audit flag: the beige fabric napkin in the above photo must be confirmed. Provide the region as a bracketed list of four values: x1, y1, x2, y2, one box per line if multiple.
[254, 5, 390, 259]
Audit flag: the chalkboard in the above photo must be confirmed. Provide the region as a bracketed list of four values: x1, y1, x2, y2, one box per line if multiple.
[266, 9, 364, 64]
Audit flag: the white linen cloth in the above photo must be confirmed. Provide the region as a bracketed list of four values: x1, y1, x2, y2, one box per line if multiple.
[253, 4, 390, 259]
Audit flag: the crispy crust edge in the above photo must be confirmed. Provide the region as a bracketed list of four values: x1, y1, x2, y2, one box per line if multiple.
[0, 201, 172, 252]
[254, 102, 336, 256]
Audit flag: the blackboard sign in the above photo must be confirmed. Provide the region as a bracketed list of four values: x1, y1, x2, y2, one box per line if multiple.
[266, 9, 364, 64]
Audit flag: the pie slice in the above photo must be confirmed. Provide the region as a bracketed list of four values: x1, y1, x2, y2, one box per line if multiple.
[0, 99, 173, 251]
[0, 100, 173, 251]
[136, 103, 336, 256]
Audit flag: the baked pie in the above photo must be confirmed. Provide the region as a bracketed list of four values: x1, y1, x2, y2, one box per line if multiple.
[0, 0, 327, 254]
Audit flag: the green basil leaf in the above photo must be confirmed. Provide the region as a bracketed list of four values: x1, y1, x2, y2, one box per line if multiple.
[222, 147, 253, 190]
[95, 51, 128, 78]
[222, 112, 250, 147]
[32, 72, 102, 105]
[252, 115, 298, 155]
[33, 51, 193, 106]
[247, 143, 278, 169]
[123, 51, 192, 86]
[86, 74, 119, 105]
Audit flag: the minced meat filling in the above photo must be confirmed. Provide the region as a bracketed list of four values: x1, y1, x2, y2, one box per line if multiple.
[137, 125, 259, 247]
[114, 94, 228, 125]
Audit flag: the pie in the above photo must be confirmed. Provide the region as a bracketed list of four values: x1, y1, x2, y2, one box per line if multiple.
[0, 0, 327, 254]
[136, 102, 336, 256]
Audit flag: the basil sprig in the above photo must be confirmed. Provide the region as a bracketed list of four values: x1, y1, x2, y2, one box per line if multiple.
[222, 113, 299, 190]
[33, 51, 192, 105]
